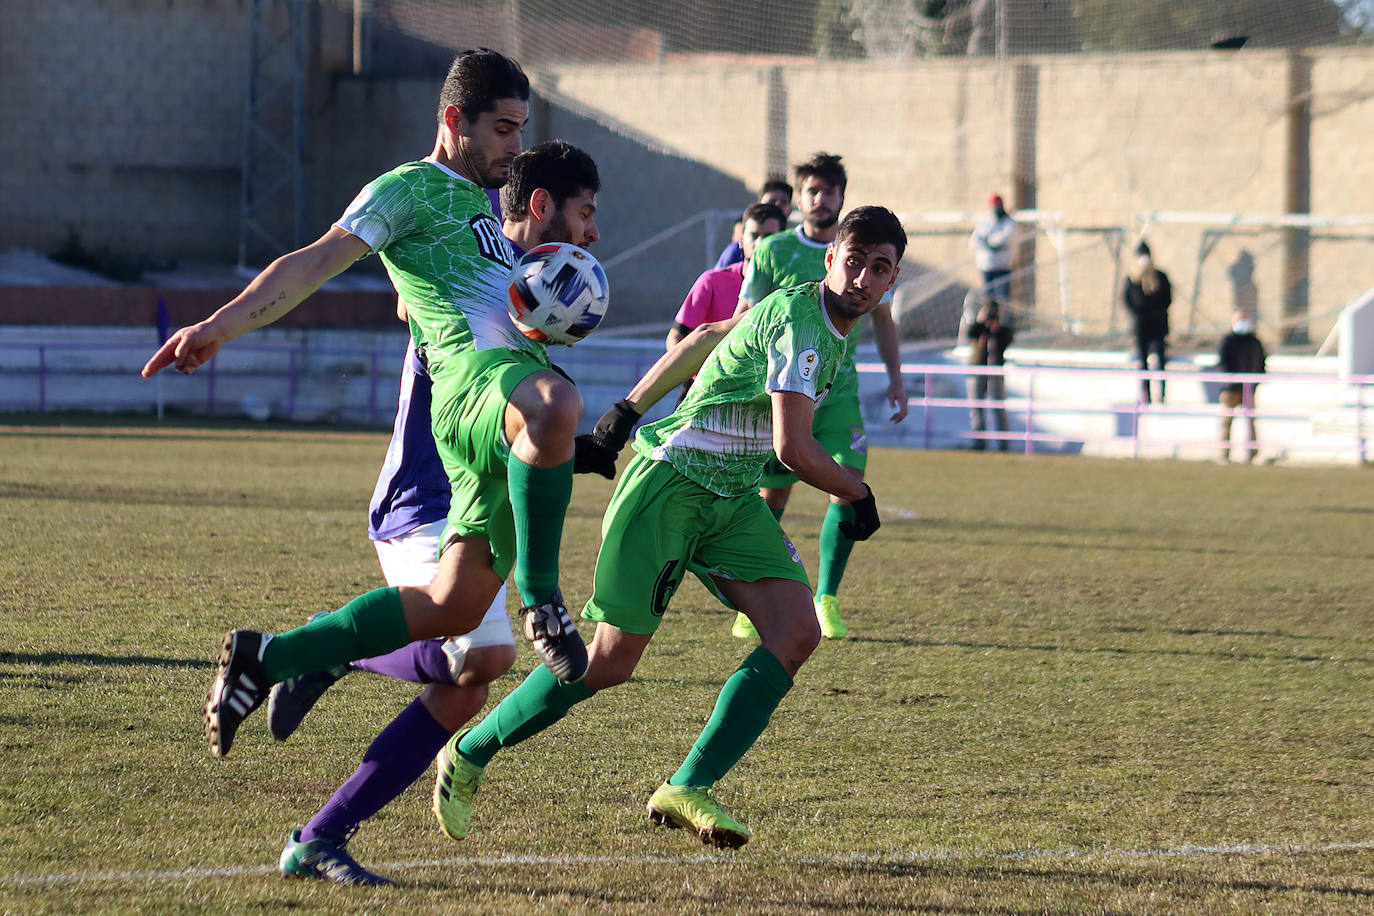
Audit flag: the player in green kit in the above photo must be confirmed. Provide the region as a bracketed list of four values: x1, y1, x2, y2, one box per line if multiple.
[736, 153, 908, 641]
[141, 49, 590, 760]
[431, 207, 906, 849]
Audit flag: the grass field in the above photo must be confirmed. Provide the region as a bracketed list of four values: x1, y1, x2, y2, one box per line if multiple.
[1, 419, 1371, 913]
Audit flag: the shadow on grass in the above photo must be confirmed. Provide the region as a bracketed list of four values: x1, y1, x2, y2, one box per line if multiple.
[844, 635, 1374, 666]
[0, 651, 213, 669]
[0, 481, 348, 512]
[869, 861, 1374, 901]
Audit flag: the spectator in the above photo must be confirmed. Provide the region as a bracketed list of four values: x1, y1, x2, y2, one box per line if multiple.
[969, 192, 1016, 300]
[715, 177, 794, 268]
[1123, 240, 1173, 404]
[965, 299, 1014, 451]
[1216, 310, 1266, 463]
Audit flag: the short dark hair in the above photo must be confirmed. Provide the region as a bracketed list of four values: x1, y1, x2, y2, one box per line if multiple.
[438, 48, 530, 122]
[501, 140, 601, 223]
[759, 176, 792, 199]
[836, 206, 907, 262]
[742, 201, 786, 228]
[793, 153, 847, 193]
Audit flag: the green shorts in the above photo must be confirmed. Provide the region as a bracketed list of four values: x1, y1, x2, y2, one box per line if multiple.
[758, 386, 867, 489]
[583, 455, 811, 635]
[429, 347, 551, 580]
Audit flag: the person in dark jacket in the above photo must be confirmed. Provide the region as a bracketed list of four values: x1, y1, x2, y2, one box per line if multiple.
[965, 299, 1015, 450]
[1217, 310, 1267, 463]
[1122, 240, 1172, 404]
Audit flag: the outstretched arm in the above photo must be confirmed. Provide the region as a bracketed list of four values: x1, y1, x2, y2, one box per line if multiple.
[870, 303, 908, 422]
[141, 227, 371, 377]
[573, 315, 742, 478]
[625, 315, 741, 413]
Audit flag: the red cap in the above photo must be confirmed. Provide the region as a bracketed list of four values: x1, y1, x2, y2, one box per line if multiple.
[989, 193, 1004, 207]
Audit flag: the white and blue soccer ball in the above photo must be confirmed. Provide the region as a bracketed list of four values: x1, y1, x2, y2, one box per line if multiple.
[506, 242, 610, 345]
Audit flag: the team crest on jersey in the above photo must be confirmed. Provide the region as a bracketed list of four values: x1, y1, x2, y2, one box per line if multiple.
[851, 428, 868, 454]
[797, 348, 819, 381]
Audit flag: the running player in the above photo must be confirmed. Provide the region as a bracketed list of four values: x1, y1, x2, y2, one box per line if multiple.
[262, 141, 600, 886]
[140, 49, 590, 761]
[431, 206, 906, 850]
[735, 153, 908, 640]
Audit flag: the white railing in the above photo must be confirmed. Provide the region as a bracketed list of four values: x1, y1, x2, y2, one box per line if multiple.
[856, 360, 1370, 464]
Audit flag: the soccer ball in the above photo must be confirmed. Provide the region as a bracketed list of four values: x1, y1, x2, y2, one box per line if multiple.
[506, 242, 610, 345]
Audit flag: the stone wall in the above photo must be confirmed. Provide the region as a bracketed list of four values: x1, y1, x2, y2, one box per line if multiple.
[3, 1, 1371, 340]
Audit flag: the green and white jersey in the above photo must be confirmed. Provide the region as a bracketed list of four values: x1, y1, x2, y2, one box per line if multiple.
[634, 281, 849, 497]
[740, 226, 829, 308]
[743, 226, 863, 402]
[335, 158, 540, 382]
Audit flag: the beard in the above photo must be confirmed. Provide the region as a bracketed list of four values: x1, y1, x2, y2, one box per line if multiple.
[538, 209, 573, 246]
[459, 146, 510, 190]
[809, 209, 839, 230]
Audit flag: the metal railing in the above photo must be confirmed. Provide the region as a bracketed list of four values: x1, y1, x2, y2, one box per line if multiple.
[858, 361, 1370, 464]
[2, 337, 1368, 464]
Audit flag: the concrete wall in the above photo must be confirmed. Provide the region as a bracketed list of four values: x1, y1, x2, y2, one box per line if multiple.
[3, 0, 1371, 341]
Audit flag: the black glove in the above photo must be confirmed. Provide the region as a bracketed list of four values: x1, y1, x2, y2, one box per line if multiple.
[837, 484, 881, 541]
[573, 399, 640, 479]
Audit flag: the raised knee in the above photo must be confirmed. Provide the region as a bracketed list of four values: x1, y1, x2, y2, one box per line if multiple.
[456, 644, 516, 687]
[526, 375, 582, 440]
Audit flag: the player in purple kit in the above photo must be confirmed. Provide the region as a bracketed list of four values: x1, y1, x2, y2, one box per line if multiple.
[713, 177, 794, 268]
[265, 140, 601, 886]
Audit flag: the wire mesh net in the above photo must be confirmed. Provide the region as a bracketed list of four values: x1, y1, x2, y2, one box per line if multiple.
[315, 1, 1373, 348]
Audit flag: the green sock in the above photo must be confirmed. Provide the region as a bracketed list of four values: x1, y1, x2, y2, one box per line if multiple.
[769, 505, 786, 522]
[260, 587, 410, 683]
[508, 456, 573, 606]
[816, 501, 856, 598]
[669, 646, 793, 788]
[457, 664, 593, 766]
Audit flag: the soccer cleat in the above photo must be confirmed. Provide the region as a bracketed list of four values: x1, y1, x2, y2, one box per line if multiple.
[267, 666, 351, 741]
[279, 828, 396, 887]
[646, 783, 751, 850]
[433, 728, 484, 841]
[730, 612, 758, 640]
[266, 612, 351, 741]
[815, 594, 848, 640]
[521, 590, 588, 683]
[205, 629, 271, 757]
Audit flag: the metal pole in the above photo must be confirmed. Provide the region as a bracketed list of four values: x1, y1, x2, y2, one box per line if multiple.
[352, 0, 365, 74]
[37, 345, 46, 415]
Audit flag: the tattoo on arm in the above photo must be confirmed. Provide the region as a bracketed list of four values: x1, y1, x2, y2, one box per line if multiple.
[249, 292, 287, 321]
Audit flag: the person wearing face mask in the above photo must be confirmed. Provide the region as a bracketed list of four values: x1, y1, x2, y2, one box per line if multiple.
[970, 193, 1017, 301]
[1122, 240, 1173, 404]
[1216, 310, 1267, 463]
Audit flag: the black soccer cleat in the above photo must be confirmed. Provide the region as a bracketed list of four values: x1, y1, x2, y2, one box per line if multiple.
[205, 629, 271, 757]
[520, 590, 588, 683]
[267, 666, 350, 742]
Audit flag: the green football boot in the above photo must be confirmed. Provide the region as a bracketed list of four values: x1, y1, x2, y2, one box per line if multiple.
[730, 612, 758, 640]
[279, 829, 395, 886]
[815, 594, 848, 640]
[432, 728, 484, 840]
[646, 783, 751, 849]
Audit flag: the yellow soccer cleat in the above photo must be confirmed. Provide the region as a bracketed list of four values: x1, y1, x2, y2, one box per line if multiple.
[646, 782, 751, 849]
[730, 612, 758, 640]
[432, 729, 484, 840]
[815, 594, 848, 639]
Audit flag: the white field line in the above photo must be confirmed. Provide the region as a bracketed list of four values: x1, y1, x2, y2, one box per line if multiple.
[5, 839, 1372, 888]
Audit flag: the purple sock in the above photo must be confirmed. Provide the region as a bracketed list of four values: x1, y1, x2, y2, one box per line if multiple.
[350, 638, 455, 684]
[300, 697, 452, 842]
